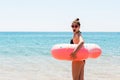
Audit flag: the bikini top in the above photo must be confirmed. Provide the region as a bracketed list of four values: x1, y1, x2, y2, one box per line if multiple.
[70, 31, 81, 44]
[70, 39, 74, 44]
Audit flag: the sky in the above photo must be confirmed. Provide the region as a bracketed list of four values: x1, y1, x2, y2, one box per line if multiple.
[0, 0, 120, 32]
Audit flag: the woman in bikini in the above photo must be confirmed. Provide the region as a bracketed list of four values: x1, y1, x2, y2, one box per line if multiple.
[70, 18, 85, 80]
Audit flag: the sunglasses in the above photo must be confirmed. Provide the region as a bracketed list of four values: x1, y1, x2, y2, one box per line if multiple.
[71, 25, 78, 28]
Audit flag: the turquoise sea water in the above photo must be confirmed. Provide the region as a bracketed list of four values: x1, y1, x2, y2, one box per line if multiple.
[0, 32, 119, 56]
[0, 32, 120, 80]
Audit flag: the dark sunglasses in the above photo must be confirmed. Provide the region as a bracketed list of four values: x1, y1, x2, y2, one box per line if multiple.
[71, 25, 78, 28]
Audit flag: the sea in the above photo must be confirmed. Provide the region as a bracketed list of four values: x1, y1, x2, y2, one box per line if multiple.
[0, 32, 119, 80]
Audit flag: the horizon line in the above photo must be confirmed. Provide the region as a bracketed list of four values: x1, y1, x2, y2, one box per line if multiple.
[0, 31, 119, 33]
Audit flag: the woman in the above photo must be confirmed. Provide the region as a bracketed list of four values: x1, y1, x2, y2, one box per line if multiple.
[70, 18, 85, 80]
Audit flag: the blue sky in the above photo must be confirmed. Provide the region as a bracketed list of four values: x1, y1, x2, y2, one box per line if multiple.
[0, 0, 120, 32]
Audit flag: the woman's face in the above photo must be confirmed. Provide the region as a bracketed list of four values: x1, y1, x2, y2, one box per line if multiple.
[71, 23, 80, 33]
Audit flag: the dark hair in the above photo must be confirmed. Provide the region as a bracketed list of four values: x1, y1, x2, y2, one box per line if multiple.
[72, 18, 81, 26]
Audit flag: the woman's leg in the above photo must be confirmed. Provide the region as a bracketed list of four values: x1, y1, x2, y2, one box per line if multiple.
[79, 60, 85, 80]
[72, 60, 85, 80]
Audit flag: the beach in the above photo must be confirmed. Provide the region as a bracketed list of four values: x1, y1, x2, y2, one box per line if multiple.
[0, 32, 119, 80]
[0, 55, 119, 80]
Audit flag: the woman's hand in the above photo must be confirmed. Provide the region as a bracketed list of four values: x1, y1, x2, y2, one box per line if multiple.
[70, 52, 77, 59]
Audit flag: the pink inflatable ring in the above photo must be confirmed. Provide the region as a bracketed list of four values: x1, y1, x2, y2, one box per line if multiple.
[51, 43, 102, 61]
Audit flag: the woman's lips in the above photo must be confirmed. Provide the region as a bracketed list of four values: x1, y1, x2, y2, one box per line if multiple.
[73, 29, 76, 32]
